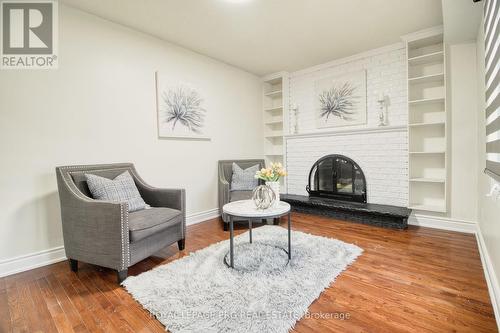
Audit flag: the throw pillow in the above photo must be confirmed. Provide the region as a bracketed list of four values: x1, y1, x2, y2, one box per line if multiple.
[231, 163, 259, 191]
[85, 171, 147, 212]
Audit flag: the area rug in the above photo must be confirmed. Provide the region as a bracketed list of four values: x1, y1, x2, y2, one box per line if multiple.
[122, 225, 362, 333]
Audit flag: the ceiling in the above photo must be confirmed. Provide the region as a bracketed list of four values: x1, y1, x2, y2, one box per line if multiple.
[60, 0, 443, 76]
[442, 0, 483, 44]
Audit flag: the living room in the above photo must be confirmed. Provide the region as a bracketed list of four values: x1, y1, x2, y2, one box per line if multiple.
[0, 0, 499, 332]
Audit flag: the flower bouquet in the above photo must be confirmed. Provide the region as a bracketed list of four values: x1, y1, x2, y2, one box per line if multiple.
[255, 163, 287, 205]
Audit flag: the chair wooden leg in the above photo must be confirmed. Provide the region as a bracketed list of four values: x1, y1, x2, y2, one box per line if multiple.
[178, 239, 185, 251]
[117, 269, 128, 284]
[69, 259, 78, 272]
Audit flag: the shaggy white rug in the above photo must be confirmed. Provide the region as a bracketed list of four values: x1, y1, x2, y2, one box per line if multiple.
[123, 225, 362, 333]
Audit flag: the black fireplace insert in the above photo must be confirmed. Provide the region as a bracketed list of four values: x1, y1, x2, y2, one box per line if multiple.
[306, 154, 367, 203]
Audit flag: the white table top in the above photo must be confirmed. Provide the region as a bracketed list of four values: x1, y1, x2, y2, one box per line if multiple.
[223, 200, 291, 218]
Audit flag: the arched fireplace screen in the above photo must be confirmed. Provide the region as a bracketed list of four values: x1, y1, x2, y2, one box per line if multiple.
[306, 154, 367, 203]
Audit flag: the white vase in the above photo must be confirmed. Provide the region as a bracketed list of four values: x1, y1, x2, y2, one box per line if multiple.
[266, 181, 280, 206]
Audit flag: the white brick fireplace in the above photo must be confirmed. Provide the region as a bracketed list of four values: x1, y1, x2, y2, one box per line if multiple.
[284, 43, 409, 207]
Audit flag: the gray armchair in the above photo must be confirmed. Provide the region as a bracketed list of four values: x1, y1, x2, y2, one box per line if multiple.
[218, 159, 265, 230]
[56, 163, 185, 283]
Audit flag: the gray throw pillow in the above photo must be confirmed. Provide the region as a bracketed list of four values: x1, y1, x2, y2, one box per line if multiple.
[85, 171, 147, 212]
[231, 163, 259, 191]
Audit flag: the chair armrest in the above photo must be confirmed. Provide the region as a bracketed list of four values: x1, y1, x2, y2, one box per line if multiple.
[139, 187, 185, 212]
[136, 185, 186, 239]
[218, 175, 230, 219]
[219, 176, 230, 198]
[129, 170, 186, 238]
[57, 188, 130, 271]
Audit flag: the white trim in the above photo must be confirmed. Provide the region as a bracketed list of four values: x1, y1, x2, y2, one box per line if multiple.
[290, 42, 404, 78]
[262, 71, 289, 82]
[0, 208, 221, 278]
[476, 225, 500, 330]
[400, 25, 444, 42]
[408, 214, 477, 233]
[186, 208, 220, 226]
[0, 246, 67, 278]
[284, 125, 407, 139]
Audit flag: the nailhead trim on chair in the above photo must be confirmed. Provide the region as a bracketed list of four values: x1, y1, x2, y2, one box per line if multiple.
[124, 206, 130, 268]
[120, 204, 126, 270]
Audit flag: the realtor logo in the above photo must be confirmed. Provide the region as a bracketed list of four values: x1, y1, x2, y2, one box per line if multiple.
[1, 0, 58, 69]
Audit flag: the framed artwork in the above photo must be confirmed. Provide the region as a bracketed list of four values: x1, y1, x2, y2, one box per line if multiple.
[155, 71, 210, 140]
[315, 70, 367, 128]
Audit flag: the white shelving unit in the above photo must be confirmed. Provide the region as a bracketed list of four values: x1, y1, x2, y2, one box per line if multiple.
[262, 72, 289, 191]
[403, 27, 447, 213]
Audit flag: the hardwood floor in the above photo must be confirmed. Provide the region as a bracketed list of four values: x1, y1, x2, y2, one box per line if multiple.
[0, 213, 497, 332]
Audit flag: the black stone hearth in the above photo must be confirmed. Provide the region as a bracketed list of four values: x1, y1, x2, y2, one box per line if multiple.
[281, 194, 411, 229]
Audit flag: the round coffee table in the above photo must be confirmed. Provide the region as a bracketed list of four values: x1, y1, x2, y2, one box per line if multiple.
[222, 200, 292, 269]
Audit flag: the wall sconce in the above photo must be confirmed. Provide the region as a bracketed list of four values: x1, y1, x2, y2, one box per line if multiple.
[377, 93, 389, 126]
[290, 103, 299, 134]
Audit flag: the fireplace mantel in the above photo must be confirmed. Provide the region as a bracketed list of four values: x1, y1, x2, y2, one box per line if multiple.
[284, 125, 407, 139]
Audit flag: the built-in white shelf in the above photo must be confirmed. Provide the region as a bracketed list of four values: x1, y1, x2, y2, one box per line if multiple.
[264, 145, 284, 156]
[264, 90, 282, 98]
[409, 97, 445, 105]
[409, 151, 446, 154]
[408, 204, 446, 213]
[409, 177, 446, 183]
[404, 27, 447, 213]
[262, 72, 289, 192]
[408, 51, 444, 65]
[406, 33, 444, 58]
[265, 119, 283, 125]
[408, 73, 444, 84]
[409, 121, 445, 127]
[265, 130, 284, 138]
[264, 106, 283, 112]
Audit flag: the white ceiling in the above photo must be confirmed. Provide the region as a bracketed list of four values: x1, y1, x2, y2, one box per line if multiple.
[61, 0, 443, 76]
[442, 0, 483, 44]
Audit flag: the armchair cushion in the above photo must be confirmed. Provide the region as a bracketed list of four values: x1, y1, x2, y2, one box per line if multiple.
[230, 163, 259, 191]
[230, 190, 253, 202]
[85, 171, 147, 212]
[129, 207, 182, 242]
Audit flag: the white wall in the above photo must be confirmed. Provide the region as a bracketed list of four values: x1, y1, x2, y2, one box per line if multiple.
[0, 5, 263, 262]
[448, 43, 479, 222]
[476, 20, 500, 304]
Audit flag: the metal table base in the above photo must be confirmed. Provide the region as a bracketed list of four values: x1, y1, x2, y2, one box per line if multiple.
[225, 212, 291, 270]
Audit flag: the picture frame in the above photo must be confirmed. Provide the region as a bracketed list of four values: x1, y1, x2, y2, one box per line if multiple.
[155, 71, 210, 140]
[315, 70, 367, 128]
